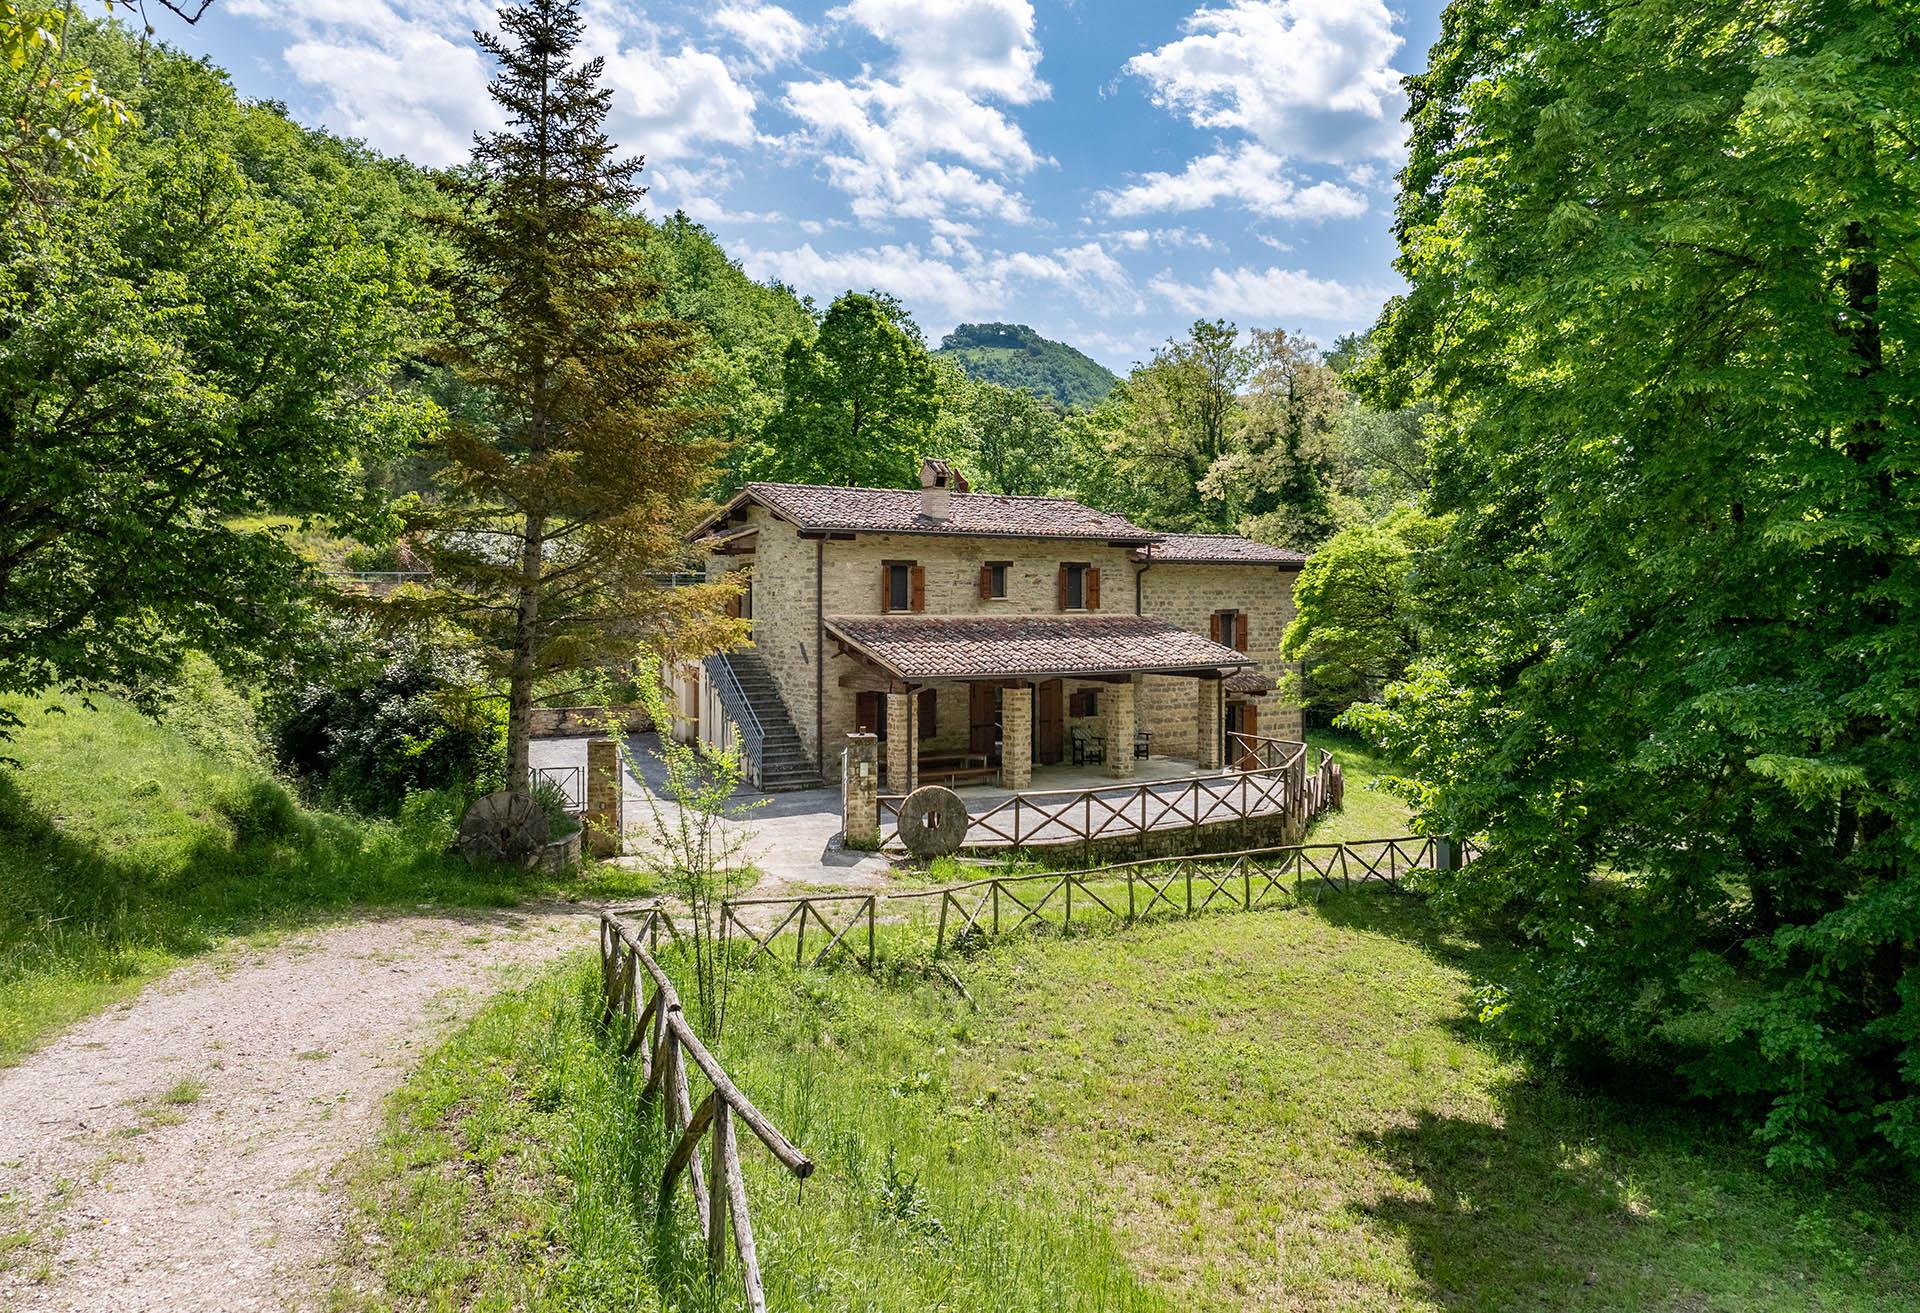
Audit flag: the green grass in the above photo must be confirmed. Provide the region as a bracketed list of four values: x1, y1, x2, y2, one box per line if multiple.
[342, 898, 1916, 1312]
[1306, 728, 1413, 844]
[0, 693, 656, 1064]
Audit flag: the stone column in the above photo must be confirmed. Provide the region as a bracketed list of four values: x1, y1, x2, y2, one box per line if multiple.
[885, 690, 914, 793]
[1195, 677, 1223, 771]
[1102, 678, 1136, 779]
[1000, 684, 1032, 789]
[842, 732, 879, 848]
[584, 735, 623, 858]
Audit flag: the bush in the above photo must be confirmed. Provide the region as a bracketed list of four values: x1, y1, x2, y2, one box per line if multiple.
[270, 632, 504, 816]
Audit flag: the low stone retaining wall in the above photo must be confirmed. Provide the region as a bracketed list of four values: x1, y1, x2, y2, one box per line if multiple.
[1002, 806, 1308, 864]
[530, 705, 653, 737]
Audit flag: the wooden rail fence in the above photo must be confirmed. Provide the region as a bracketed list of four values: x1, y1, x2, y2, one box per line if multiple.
[722, 892, 877, 971]
[877, 739, 1342, 850]
[599, 906, 815, 1311]
[711, 835, 1467, 969]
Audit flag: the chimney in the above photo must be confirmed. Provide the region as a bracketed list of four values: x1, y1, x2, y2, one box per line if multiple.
[919, 457, 966, 521]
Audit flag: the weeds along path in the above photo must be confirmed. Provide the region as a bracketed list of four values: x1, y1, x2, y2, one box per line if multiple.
[0, 902, 593, 1312]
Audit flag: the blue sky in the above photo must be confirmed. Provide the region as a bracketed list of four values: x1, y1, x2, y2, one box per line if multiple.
[170, 1, 1445, 373]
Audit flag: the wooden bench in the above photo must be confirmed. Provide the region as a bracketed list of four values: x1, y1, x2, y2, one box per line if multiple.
[923, 764, 998, 787]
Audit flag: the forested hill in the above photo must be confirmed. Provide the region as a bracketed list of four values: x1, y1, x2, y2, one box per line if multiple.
[935, 323, 1118, 409]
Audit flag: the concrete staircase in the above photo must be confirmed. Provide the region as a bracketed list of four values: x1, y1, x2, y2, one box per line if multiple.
[706, 650, 824, 792]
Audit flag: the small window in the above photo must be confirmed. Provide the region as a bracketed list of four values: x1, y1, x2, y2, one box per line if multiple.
[1069, 689, 1099, 717]
[988, 562, 1009, 599]
[888, 563, 912, 611]
[1063, 563, 1087, 610]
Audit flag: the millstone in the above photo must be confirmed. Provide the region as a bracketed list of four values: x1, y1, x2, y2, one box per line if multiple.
[896, 784, 969, 858]
[457, 789, 550, 865]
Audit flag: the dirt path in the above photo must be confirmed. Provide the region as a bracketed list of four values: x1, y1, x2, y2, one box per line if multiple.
[0, 903, 593, 1312]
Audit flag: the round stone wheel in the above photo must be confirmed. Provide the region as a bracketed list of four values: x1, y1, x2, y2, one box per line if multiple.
[896, 784, 970, 858]
[458, 789, 551, 865]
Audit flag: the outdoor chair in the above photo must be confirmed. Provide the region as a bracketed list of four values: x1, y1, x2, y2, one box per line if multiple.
[1071, 727, 1106, 766]
[1133, 731, 1151, 760]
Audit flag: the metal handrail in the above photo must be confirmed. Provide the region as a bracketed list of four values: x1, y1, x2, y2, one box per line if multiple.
[703, 652, 765, 764]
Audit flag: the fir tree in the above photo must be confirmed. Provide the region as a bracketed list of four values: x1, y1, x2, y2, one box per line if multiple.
[408, 0, 736, 791]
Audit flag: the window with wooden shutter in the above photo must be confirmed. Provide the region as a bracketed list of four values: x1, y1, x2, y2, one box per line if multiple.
[883, 561, 914, 612]
[1086, 567, 1101, 610]
[1234, 613, 1249, 652]
[1209, 612, 1222, 642]
[978, 564, 992, 599]
[919, 688, 937, 739]
[1056, 564, 1068, 610]
[909, 564, 926, 612]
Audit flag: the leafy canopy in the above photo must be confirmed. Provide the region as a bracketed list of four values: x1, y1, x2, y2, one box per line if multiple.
[1352, 0, 1920, 1170]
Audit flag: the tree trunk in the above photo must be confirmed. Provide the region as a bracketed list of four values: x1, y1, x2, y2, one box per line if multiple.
[505, 511, 545, 793]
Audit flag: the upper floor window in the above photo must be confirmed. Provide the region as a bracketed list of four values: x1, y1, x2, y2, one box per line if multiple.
[1212, 608, 1249, 652]
[882, 560, 924, 613]
[978, 561, 1010, 601]
[1057, 562, 1100, 611]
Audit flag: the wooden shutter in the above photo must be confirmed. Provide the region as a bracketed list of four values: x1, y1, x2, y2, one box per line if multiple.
[1234, 613, 1249, 652]
[856, 691, 881, 734]
[1243, 704, 1258, 739]
[909, 564, 926, 612]
[880, 563, 893, 613]
[919, 688, 937, 740]
[1209, 612, 1222, 643]
[1086, 567, 1101, 611]
[978, 564, 992, 599]
[1056, 565, 1068, 610]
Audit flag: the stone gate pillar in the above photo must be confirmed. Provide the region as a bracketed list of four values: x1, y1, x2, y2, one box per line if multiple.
[584, 736, 623, 858]
[1102, 678, 1136, 780]
[1196, 677, 1223, 771]
[1001, 684, 1032, 789]
[885, 690, 915, 793]
[843, 732, 879, 848]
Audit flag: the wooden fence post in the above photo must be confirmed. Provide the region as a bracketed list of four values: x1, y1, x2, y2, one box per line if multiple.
[936, 892, 950, 957]
[866, 895, 877, 971]
[708, 1103, 731, 1276]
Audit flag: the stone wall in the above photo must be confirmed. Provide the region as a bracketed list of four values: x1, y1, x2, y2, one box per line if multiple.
[721, 505, 824, 770]
[1138, 562, 1303, 751]
[530, 705, 653, 737]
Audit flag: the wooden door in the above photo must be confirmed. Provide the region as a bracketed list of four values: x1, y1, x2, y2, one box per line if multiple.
[855, 691, 884, 737]
[1036, 679, 1065, 765]
[1227, 702, 1259, 769]
[968, 683, 997, 759]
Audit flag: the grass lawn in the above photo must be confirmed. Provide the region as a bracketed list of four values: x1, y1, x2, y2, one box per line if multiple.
[339, 889, 1915, 1311]
[0, 694, 654, 1063]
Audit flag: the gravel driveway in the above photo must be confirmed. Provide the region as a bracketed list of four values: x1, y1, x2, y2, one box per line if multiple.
[0, 903, 592, 1312]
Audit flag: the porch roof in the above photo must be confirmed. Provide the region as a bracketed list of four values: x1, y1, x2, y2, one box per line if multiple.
[826, 613, 1253, 682]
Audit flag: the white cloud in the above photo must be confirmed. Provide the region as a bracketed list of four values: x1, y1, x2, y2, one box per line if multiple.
[1106, 227, 1215, 251]
[782, 0, 1049, 224]
[740, 236, 1137, 324]
[830, 0, 1047, 102]
[1102, 143, 1367, 222]
[1150, 264, 1384, 324]
[599, 43, 758, 159]
[709, 4, 813, 69]
[1128, 0, 1407, 165]
[226, 0, 761, 170]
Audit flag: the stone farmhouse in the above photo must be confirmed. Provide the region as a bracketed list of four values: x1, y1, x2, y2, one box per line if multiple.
[668, 459, 1305, 794]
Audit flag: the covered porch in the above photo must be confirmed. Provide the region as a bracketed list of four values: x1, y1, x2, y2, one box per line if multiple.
[825, 613, 1254, 794]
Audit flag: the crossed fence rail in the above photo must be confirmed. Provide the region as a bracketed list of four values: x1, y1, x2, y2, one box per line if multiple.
[718, 834, 1465, 968]
[876, 739, 1342, 851]
[598, 906, 814, 1312]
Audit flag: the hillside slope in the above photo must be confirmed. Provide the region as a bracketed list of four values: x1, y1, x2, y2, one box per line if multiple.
[936, 322, 1119, 408]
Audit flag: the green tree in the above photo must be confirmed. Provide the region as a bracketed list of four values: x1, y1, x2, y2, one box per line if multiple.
[952, 376, 1063, 495]
[408, 0, 736, 792]
[1352, 0, 1920, 1169]
[751, 290, 938, 487]
[0, 12, 430, 736]
[1202, 327, 1345, 548]
[1281, 509, 1441, 713]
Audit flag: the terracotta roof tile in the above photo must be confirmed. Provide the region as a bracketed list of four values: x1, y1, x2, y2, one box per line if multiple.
[737, 482, 1159, 542]
[826, 614, 1251, 680]
[1223, 669, 1276, 696]
[1136, 533, 1306, 566]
